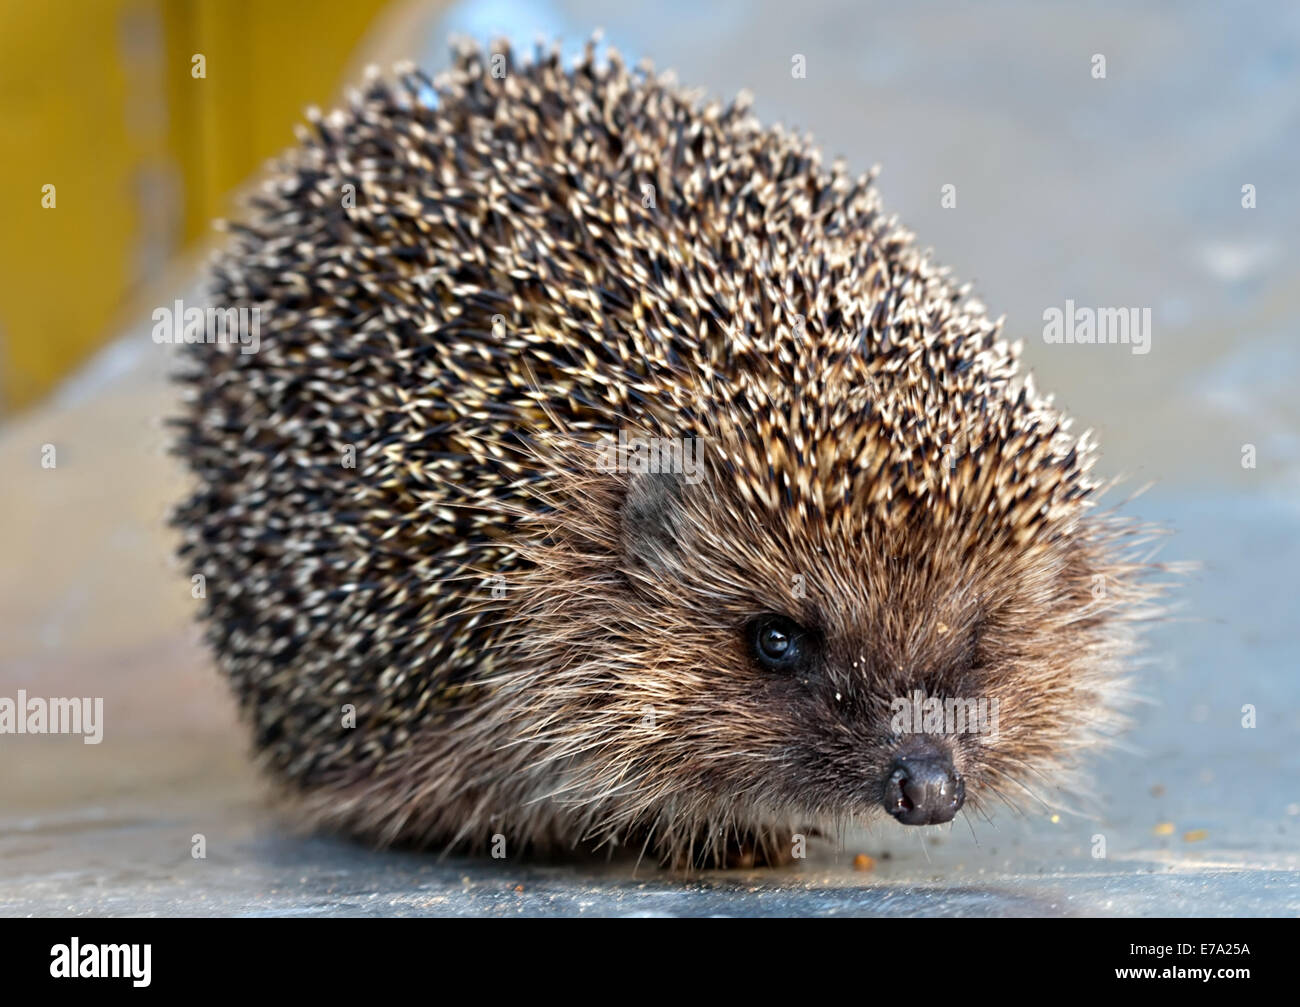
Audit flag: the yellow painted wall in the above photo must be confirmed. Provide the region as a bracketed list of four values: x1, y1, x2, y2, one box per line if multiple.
[0, 0, 395, 414]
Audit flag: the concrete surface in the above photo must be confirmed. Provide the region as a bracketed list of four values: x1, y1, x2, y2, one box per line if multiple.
[1, 0, 1297, 915]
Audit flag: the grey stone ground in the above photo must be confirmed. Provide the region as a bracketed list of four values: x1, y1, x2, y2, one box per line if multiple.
[1, 0, 1297, 915]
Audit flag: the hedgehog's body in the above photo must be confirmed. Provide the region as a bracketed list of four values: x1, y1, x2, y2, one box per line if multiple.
[175, 40, 1163, 867]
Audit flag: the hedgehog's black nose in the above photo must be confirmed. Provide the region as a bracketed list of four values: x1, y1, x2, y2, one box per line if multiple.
[883, 753, 965, 825]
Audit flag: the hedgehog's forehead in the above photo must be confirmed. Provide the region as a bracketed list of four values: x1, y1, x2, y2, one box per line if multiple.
[672, 467, 996, 641]
[662, 409, 1094, 608]
[670, 366, 1096, 550]
[661, 458, 1077, 661]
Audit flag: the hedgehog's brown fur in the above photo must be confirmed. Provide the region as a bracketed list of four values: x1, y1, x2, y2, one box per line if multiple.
[173, 37, 1170, 868]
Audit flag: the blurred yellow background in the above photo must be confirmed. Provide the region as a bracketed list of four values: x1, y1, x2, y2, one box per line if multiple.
[0, 0, 399, 415]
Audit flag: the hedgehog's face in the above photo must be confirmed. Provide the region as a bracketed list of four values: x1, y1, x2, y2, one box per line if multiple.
[738, 611, 970, 827]
[550, 443, 1132, 850]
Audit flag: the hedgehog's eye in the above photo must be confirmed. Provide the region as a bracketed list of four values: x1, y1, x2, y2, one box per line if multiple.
[747, 615, 806, 671]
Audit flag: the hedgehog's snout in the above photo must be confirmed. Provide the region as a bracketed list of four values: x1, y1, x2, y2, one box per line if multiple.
[882, 746, 965, 825]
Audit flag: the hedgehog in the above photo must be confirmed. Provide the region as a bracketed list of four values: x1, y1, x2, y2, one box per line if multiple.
[172, 36, 1170, 869]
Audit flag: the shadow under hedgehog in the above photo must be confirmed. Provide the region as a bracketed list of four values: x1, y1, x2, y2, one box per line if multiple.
[173, 37, 1171, 869]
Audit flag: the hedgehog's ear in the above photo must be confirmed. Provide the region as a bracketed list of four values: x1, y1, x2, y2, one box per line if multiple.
[621, 470, 690, 575]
